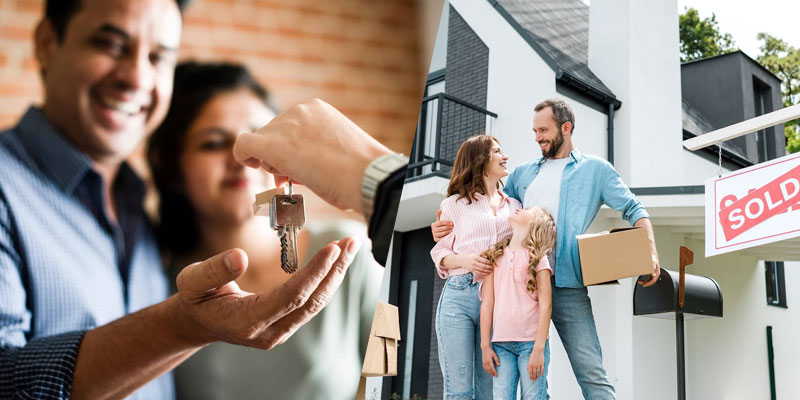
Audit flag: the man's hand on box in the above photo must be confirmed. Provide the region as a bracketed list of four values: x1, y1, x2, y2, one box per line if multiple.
[638, 258, 661, 287]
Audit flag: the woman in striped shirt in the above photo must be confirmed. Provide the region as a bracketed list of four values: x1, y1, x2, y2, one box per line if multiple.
[430, 135, 522, 399]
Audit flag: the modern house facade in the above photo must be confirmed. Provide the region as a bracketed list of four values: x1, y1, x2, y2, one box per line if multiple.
[373, 0, 800, 399]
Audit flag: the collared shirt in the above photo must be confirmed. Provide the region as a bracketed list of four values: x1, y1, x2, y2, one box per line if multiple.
[490, 250, 551, 342]
[430, 191, 522, 280]
[505, 149, 649, 288]
[0, 108, 172, 399]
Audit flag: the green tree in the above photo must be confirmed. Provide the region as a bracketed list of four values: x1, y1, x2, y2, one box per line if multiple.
[756, 33, 800, 153]
[679, 7, 736, 62]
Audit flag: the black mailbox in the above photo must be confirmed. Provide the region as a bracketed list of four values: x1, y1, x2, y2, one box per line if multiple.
[632, 247, 723, 400]
[633, 269, 723, 318]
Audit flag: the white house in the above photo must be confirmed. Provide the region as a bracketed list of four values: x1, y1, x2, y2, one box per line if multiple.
[371, 1, 800, 399]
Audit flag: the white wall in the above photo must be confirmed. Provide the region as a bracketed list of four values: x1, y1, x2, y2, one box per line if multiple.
[589, 0, 691, 187]
[441, 2, 642, 398]
[682, 241, 800, 400]
[767, 260, 800, 400]
[395, 176, 449, 232]
[428, 0, 448, 73]
[559, 216, 800, 400]
[624, 228, 800, 400]
[680, 148, 736, 185]
[400, 2, 800, 399]
[450, 0, 609, 173]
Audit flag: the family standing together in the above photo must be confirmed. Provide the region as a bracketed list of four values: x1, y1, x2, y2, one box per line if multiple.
[430, 99, 661, 399]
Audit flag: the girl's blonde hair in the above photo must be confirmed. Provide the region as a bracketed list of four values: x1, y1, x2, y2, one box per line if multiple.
[483, 207, 556, 293]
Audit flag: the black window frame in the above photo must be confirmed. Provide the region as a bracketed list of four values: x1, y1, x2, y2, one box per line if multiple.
[765, 261, 787, 308]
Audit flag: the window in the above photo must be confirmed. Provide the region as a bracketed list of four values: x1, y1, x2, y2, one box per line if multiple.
[765, 261, 787, 308]
[752, 76, 775, 162]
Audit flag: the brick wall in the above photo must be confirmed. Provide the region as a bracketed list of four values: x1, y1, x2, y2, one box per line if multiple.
[438, 5, 489, 170]
[0, 0, 429, 153]
[0, 0, 433, 152]
[444, 6, 488, 109]
[0, 0, 437, 218]
[179, 0, 428, 154]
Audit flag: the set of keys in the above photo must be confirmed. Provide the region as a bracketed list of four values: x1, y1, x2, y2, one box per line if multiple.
[253, 180, 305, 273]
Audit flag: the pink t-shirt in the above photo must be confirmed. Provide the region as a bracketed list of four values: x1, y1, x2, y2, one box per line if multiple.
[490, 248, 551, 342]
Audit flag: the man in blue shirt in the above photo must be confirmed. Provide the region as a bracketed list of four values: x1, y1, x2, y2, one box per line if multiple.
[0, 1, 366, 399]
[433, 99, 660, 399]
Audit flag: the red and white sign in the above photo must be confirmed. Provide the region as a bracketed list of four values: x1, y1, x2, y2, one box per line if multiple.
[706, 152, 800, 257]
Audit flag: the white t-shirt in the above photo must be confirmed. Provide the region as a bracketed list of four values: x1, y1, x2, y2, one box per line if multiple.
[523, 157, 569, 265]
[523, 157, 569, 216]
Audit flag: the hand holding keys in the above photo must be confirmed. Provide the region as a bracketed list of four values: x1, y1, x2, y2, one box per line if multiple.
[254, 181, 306, 273]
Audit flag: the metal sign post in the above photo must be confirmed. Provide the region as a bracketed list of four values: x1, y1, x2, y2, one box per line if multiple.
[676, 246, 693, 400]
[683, 103, 800, 151]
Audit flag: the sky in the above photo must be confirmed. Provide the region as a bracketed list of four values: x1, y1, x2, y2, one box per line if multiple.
[676, 0, 800, 59]
[579, 0, 800, 59]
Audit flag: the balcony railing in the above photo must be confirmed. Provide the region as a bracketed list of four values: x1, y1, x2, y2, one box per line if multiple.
[407, 93, 498, 181]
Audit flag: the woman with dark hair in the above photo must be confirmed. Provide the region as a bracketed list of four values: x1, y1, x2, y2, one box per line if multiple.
[148, 61, 381, 399]
[430, 135, 522, 399]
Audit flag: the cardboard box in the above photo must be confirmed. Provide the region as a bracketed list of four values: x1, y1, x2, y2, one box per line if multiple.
[577, 227, 653, 286]
[361, 301, 401, 377]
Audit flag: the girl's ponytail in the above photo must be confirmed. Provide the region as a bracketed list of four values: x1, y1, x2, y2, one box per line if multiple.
[523, 208, 557, 294]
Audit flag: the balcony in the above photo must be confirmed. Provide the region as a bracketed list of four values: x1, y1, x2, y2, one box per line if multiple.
[406, 93, 498, 182]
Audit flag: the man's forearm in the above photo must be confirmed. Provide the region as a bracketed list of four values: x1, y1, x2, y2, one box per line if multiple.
[634, 217, 659, 261]
[71, 295, 206, 400]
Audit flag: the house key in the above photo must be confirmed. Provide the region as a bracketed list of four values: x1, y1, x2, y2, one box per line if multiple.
[269, 181, 305, 273]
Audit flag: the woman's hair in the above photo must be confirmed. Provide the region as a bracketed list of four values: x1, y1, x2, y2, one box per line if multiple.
[447, 135, 501, 204]
[483, 207, 556, 294]
[147, 61, 278, 256]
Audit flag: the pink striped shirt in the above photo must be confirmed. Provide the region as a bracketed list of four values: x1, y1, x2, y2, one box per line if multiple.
[430, 191, 522, 280]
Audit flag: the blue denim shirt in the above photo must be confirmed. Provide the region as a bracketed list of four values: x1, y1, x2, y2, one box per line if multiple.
[504, 149, 649, 288]
[0, 108, 172, 399]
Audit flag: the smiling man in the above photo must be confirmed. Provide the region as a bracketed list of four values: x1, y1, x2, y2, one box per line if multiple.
[0, 1, 363, 399]
[432, 98, 660, 399]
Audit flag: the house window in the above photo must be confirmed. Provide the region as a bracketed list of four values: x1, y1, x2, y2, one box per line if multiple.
[765, 261, 787, 308]
[421, 76, 445, 175]
[752, 76, 774, 162]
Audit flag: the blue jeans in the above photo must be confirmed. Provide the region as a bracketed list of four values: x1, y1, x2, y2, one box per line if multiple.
[492, 341, 549, 400]
[435, 273, 493, 399]
[551, 284, 616, 399]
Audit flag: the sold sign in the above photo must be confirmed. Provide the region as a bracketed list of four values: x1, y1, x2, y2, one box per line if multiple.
[706, 152, 800, 257]
[718, 164, 800, 240]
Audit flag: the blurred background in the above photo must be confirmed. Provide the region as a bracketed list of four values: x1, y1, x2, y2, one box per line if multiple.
[0, 0, 443, 219]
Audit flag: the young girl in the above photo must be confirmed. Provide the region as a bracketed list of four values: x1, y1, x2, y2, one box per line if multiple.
[480, 207, 556, 400]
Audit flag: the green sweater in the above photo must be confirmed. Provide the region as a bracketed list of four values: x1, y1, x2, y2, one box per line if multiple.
[170, 220, 383, 400]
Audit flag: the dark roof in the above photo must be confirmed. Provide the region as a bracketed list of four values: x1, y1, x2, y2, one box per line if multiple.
[682, 99, 751, 163]
[490, 0, 619, 106]
[681, 50, 781, 84]
[681, 99, 715, 136]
